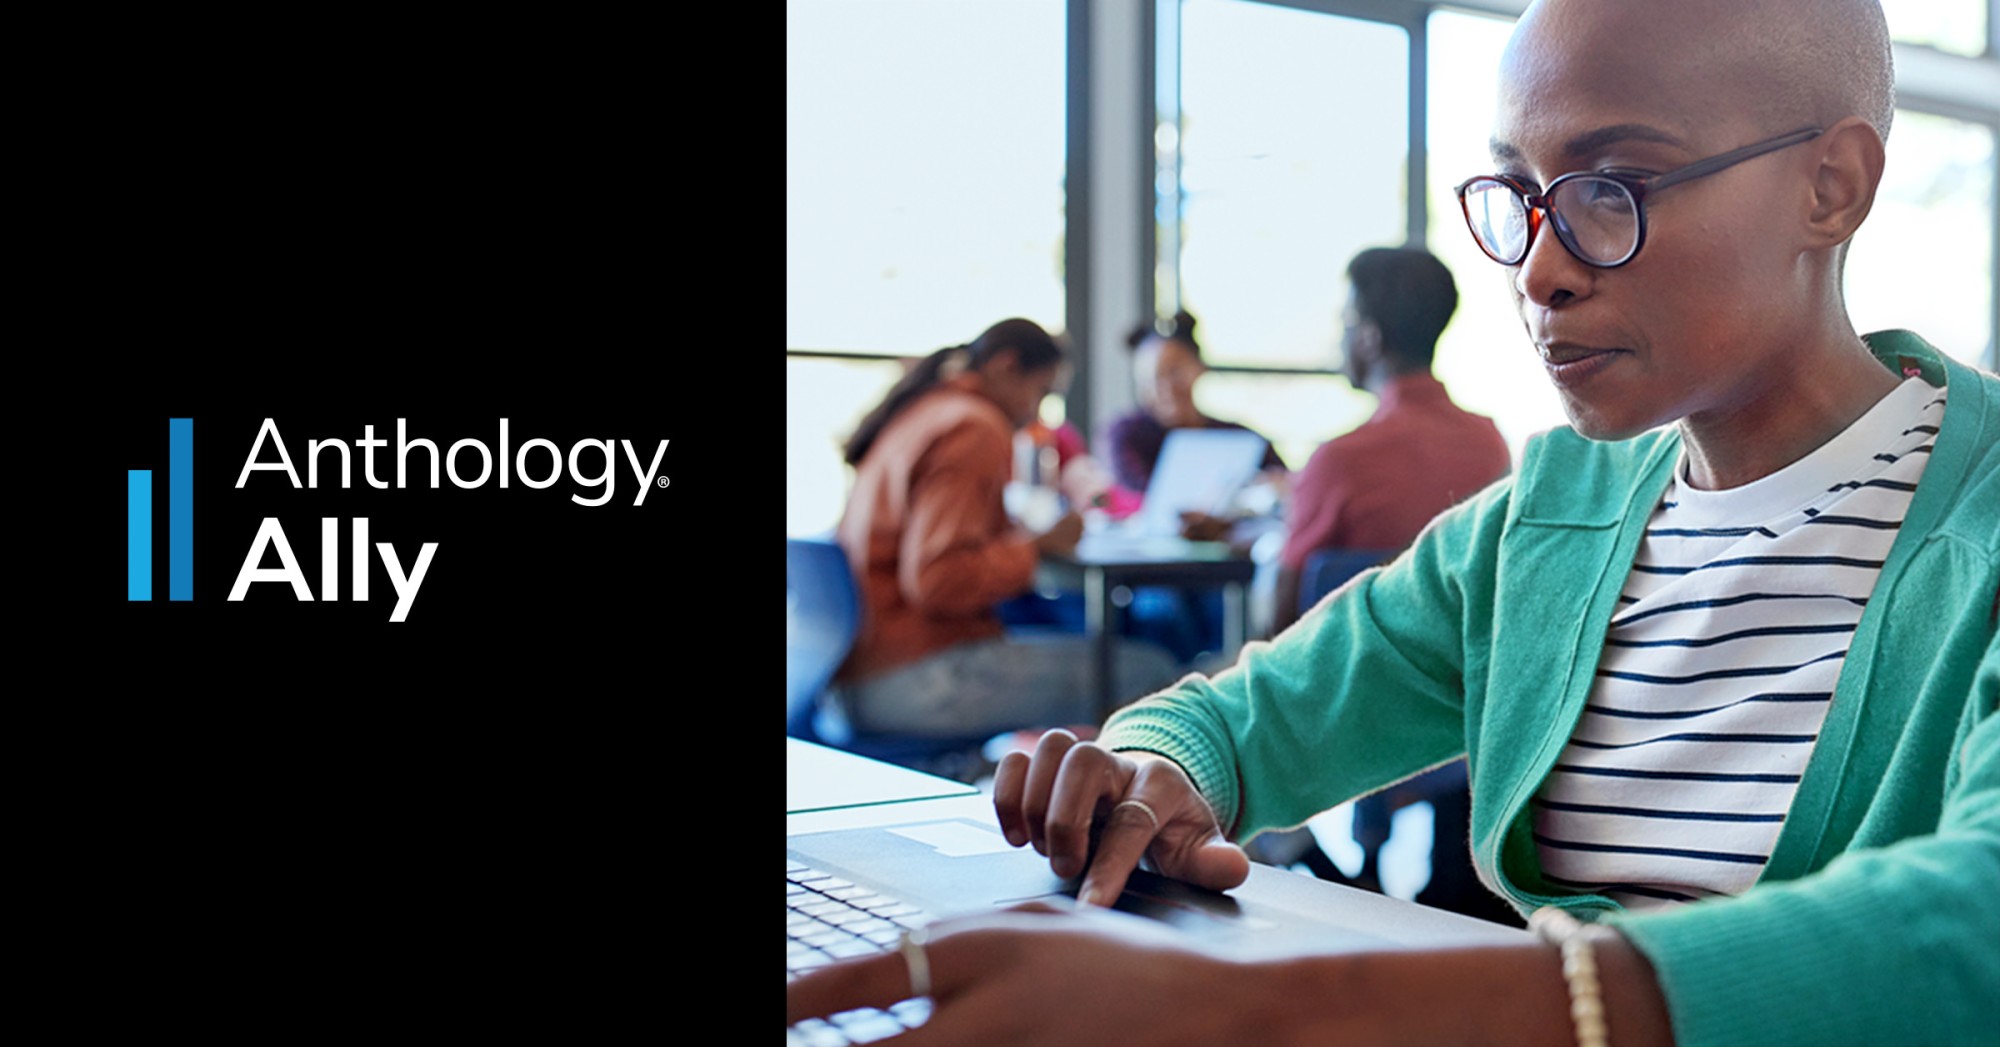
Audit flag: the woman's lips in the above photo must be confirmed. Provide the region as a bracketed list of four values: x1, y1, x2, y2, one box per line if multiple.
[1539, 344, 1627, 388]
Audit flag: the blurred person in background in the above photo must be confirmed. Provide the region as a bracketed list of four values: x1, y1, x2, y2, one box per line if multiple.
[1272, 246, 1512, 635]
[828, 318, 1179, 740]
[1102, 311, 1290, 665]
[1101, 310, 1287, 513]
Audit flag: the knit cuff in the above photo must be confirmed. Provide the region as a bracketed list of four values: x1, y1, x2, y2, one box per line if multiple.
[1099, 710, 1241, 835]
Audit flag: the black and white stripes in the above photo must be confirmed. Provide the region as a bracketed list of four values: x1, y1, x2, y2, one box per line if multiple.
[1534, 378, 1945, 911]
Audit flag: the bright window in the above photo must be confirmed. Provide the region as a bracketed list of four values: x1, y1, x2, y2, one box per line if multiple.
[1162, 0, 1407, 462]
[1426, 7, 1566, 459]
[1175, 0, 1407, 370]
[785, 0, 1066, 354]
[786, 0, 1067, 535]
[787, 358, 908, 537]
[1846, 110, 1997, 367]
[1882, 0, 1989, 58]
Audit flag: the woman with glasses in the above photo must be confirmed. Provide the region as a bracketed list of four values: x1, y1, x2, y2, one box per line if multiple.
[791, 1, 1997, 1043]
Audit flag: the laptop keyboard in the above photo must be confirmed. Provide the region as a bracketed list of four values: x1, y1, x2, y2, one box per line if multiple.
[788, 859, 935, 1045]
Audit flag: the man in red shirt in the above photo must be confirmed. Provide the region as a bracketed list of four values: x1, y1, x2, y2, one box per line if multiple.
[1272, 246, 1513, 634]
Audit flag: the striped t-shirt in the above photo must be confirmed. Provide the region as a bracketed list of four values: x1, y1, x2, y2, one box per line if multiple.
[1533, 376, 1946, 910]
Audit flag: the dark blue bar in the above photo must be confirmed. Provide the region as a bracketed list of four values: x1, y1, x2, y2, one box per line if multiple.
[170, 418, 193, 601]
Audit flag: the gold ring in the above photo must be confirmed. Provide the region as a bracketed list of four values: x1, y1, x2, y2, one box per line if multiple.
[1113, 798, 1161, 831]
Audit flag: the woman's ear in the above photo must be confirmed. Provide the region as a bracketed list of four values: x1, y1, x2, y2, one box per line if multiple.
[1804, 116, 1886, 251]
[986, 345, 1024, 380]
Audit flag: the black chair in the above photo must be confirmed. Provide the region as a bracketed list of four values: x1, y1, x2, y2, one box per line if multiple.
[784, 538, 996, 783]
[1248, 548, 1399, 879]
[1262, 547, 1514, 922]
[1298, 547, 1406, 883]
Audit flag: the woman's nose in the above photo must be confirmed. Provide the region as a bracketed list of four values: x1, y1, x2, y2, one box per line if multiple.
[1514, 214, 1592, 308]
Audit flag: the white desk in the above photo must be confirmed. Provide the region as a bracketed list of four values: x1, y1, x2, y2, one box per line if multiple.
[786, 737, 979, 815]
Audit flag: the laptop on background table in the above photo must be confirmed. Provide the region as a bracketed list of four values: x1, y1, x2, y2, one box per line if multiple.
[1075, 428, 1271, 559]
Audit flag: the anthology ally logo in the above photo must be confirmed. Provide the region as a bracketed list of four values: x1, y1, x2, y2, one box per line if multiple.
[128, 418, 195, 603]
[126, 417, 669, 622]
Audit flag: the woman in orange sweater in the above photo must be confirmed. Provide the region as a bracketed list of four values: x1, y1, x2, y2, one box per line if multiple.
[829, 318, 1177, 739]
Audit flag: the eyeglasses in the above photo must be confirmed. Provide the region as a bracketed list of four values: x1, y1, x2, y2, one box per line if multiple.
[1454, 127, 1823, 269]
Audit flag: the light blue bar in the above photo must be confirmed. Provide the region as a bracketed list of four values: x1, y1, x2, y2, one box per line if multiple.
[129, 470, 152, 601]
[170, 418, 193, 601]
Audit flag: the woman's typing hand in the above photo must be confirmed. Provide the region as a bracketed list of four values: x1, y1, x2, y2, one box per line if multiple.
[991, 729, 1249, 908]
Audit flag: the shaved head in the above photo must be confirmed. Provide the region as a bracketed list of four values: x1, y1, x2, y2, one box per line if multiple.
[1502, 0, 1894, 152]
[1736, 0, 1895, 144]
[1479, 0, 1904, 459]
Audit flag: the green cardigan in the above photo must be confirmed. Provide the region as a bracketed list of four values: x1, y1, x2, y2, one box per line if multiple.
[1101, 331, 1999, 1046]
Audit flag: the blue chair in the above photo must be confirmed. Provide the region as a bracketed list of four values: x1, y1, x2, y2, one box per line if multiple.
[785, 538, 995, 783]
[786, 537, 861, 733]
[1297, 547, 1399, 617]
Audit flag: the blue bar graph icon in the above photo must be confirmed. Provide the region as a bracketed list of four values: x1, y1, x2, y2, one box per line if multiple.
[128, 418, 193, 602]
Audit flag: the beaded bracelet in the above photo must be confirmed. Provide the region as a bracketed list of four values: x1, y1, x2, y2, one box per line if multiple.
[1529, 906, 1610, 1047]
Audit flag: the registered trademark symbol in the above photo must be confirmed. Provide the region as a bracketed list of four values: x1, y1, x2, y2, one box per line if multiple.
[657, 476, 670, 488]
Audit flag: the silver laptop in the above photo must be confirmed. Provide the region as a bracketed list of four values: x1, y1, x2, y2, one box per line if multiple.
[787, 745, 1528, 966]
[1130, 428, 1270, 538]
[1072, 428, 1271, 560]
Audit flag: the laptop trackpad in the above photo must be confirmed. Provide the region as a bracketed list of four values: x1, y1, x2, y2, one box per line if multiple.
[789, 821, 1334, 953]
[791, 820, 1073, 914]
